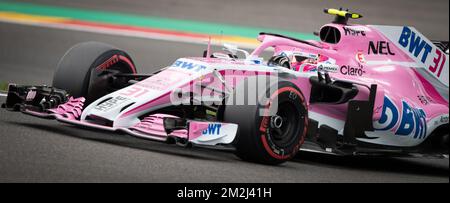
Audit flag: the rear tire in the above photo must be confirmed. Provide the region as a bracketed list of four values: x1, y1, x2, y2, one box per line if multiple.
[223, 76, 308, 165]
[52, 41, 136, 104]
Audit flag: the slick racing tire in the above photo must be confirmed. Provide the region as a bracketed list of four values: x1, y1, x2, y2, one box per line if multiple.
[223, 76, 308, 165]
[52, 41, 136, 104]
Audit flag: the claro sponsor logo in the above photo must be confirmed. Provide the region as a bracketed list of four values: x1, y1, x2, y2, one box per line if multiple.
[340, 64, 366, 76]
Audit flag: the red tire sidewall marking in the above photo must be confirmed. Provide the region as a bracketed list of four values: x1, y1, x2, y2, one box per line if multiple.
[259, 86, 308, 160]
[118, 55, 136, 74]
[95, 54, 136, 74]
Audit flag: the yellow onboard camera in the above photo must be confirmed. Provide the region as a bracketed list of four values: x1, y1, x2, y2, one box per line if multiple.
[324, 8, 363, 24]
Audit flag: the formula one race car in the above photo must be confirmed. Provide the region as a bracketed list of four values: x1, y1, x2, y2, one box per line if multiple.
[2, 9, 449, 164]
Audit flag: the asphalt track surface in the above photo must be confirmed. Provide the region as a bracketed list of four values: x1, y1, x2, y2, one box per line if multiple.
[0, 0, 449, 182]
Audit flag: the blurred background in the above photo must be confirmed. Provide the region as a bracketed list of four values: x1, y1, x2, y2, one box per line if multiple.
[9, 0, 450, 39]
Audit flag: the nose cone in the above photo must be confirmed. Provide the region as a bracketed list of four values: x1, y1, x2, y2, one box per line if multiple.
[81, 95, 137, 127]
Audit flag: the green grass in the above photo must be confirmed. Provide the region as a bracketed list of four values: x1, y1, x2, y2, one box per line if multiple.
[0, 82, 8, 92]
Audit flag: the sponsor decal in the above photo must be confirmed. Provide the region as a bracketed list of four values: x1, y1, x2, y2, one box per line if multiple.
[356, 51, 366, 64]
[281, 51, 317, 59]
[343, 26, 366, 37]
[94, 96, 129, 112]
[202, 124, 222, 135]
[368, 41, 395, 55]
[120, 86, 149, 98]
[318, 63, 339, 72]
[25, 90, 37, 101]
[428, 49, 447, 78]
[172, 60, 207, 72]
[259, 117, 270, 133]
[96, 55, 119, 71]
[440, 115, 449, 123]
[375, 96, 427, 139]
[374, 105, 383, 114]
[288, 91, 298, 100]
[398, 26, 432, 63]
[399, 26, 448, 78]
[433, 115, 449, 127]
[417, 95, 433, 105]
[340, 64, 366, 76]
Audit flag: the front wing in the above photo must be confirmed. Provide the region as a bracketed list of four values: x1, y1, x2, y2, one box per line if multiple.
[2, 84, 238, 150]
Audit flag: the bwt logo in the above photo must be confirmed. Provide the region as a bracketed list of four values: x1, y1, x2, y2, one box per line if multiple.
[202, 124, 222, 135]
[398, 27, 447, 78]
[398, 27, 432, 63]
[172, 60, 207, 72]
[375, 96, 427, 139]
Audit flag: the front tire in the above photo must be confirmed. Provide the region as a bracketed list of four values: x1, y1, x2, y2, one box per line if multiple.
[224, 77, 308, 165]
[52, 41, 136, 104]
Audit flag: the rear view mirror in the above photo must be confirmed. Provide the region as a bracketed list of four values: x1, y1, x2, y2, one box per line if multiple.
[223, 43, 250, 59]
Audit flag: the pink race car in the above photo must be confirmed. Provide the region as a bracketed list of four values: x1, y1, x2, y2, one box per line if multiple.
[2, 9, 448, 164]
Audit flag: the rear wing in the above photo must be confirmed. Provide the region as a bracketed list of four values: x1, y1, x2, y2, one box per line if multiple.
[432, 40, 449, 54]
[371, 25, 449, 88]
[370, 25, 449, 101]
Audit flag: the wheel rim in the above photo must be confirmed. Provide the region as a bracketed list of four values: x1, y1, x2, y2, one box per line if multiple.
[86, 62, 133, 103]
[268, 101, 300, 148]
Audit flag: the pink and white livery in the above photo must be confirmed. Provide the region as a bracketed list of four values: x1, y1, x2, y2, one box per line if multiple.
[2, 9, 448, 164]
